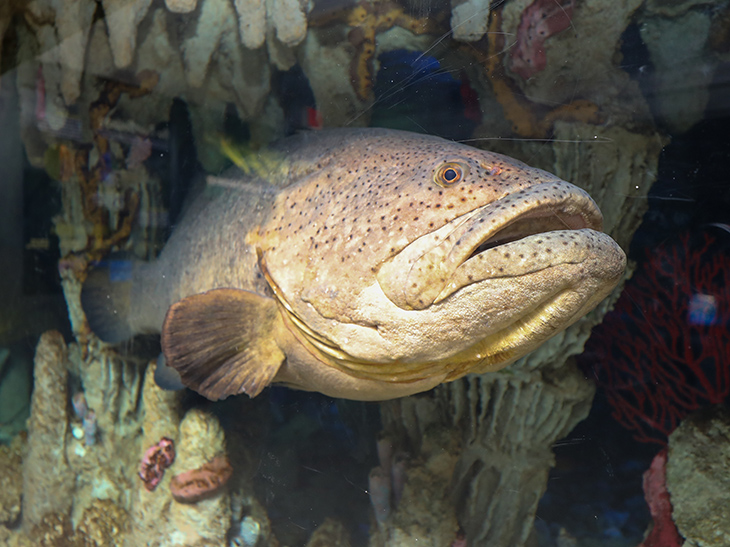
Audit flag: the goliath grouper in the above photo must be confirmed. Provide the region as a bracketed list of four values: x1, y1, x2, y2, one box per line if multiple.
[82, 128, 626, 401]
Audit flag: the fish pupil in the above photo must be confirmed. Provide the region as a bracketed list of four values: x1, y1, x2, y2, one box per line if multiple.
[444, 168, 457, 181]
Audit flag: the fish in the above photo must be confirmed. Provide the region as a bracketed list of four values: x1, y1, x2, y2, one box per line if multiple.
[82, 128, 626, 401]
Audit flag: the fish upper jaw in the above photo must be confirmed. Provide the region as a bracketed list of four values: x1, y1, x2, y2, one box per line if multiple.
[376, 180, 607, 310]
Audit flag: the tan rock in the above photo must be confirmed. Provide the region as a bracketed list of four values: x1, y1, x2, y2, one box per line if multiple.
[182, 0, 230, 88]
[22, 331, 74, 529]
[234, 0, 266, 49]
[54, 0, 95, 103]
[100, 0, 153, 68]
[267, 0, 307, 47]
[0, 436, 24, 526]
[165, 0, 198, 14]
[168, 409, 231, 544]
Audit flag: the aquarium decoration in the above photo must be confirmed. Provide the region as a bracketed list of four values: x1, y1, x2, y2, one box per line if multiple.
[2, 0, 729, 545]
[583, 232, 730, 445]
[138, 437, 176, 492]
[665, 406, 730, 547]
[639, 449, 682, 547]
[170, 456, 233, 504]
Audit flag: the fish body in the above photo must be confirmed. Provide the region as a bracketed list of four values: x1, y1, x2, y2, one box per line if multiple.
[83, 128, 626, 401]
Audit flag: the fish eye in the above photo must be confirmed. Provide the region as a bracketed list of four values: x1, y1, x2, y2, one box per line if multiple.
[434, 162, 467, 187]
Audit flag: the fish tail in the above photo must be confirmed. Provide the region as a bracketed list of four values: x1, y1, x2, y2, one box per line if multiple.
[81, 259, 134, 343]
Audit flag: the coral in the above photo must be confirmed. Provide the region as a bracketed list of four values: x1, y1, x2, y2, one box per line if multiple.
[508, 0, 575, 80]
[640, 10, 715, 133]
[29, 512, 74, 547]
[477, 0, 651, 136]
[71, 392, 87, 420]
[165, 408, 231, 542]
[639, 449, 682, 547]
[0, 435, 24, 526]
[450, 0, 492, 41]
[138, 437, 176, 491]
[54, 70, 156, 267]
[165, 0, 198, 12]
[100, 0, 153, 69]
[22, 331, 75, 529]
[298, 29, 366, 127]
[309, 0, 441, 102]
[464, 9, 601, 137]
[182, 0, 234, 89]
[5, 330, 250, 546]
[367, 436, 409, 527]
[229, 491, 277, 547]
[368, 420, 461, 546]
[25, 0, 96, 105]
[367, 466, 391, 524]
[75, 499, 129, 547]
[549, 121, 666, 248]
[305, 518, 352, 547]
[666, 406, 730, 547]
[229, 516, 261, 546]
[170, 456, 233, 503]
[645, 0, 715, 17]
[582, 233, 730, 445]
[268, 0, 307, 46]
[233, 0, 266, 48]
[50, 70, 159, 344]
[82, 409, 97, 446]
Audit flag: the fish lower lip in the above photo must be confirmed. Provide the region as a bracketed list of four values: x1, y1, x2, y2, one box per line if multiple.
[434, 228, 624, 305]
[465, 211, 590, 261]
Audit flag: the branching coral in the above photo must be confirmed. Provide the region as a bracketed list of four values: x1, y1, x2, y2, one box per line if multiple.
[582, 232, 730, 445]
[53, 68, 157, 317]
[309, 0, 441, 102]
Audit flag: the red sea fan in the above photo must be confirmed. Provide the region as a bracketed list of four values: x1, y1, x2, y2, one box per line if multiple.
[581, 232, 730, 445]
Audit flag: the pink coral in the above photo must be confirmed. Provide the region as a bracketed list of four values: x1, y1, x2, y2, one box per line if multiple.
[138, 437, 176, 491]
[170, 456, 232, 503]
[639, 449, 683, 547]
[509, 0, 575, 79]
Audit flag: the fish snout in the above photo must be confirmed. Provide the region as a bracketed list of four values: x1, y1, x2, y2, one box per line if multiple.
[378, 180, 610, 310]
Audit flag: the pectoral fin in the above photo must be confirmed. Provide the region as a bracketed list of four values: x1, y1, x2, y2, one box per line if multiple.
[161, 289, 285, 400]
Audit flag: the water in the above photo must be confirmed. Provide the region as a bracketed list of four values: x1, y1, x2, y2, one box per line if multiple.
[0, 1, 728, 545]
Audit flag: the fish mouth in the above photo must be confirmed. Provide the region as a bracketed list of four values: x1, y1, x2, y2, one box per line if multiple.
[377, 180, 613, 310]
